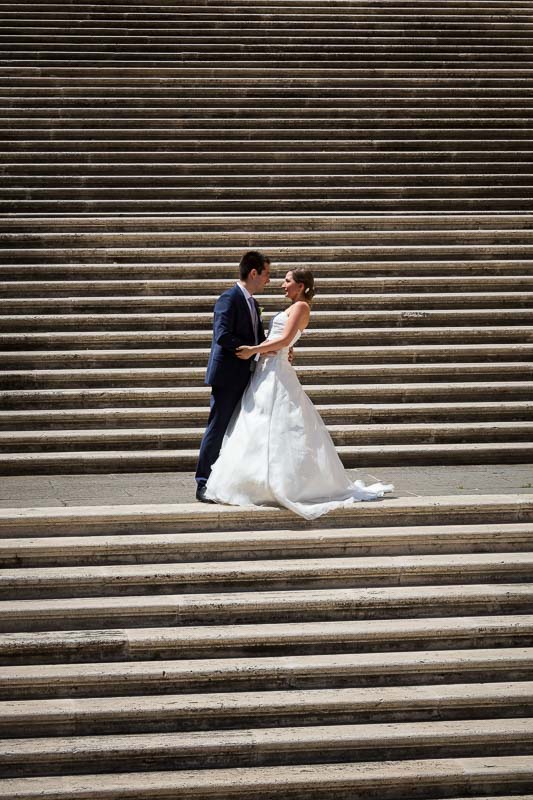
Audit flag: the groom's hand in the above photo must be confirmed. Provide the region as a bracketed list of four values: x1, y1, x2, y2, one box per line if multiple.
[288, 347, 294, 364]
[235, 346, 256, 360]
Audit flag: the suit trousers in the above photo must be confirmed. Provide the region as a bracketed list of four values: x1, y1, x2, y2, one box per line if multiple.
[195, 381, 248, 484]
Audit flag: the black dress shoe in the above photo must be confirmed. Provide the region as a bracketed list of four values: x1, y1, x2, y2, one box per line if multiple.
[196, 484, 215, 504]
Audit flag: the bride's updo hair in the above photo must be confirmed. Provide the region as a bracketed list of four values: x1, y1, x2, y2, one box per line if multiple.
[291, 268, 315, 303]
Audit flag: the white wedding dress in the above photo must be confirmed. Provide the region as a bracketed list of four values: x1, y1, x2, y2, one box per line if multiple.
[205, 310, 393, 520]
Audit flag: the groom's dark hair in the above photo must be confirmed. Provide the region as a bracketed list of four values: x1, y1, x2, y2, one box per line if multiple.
[239, 250, 269, 280]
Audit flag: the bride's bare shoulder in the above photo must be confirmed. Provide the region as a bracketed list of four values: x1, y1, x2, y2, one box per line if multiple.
[288, 300, 310, 315]
[286, 301, 311, 327]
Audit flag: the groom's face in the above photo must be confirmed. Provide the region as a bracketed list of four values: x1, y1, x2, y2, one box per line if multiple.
[251, 263, 270, 294]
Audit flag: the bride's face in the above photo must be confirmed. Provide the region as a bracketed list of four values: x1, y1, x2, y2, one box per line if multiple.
[282, 271, 304, 302]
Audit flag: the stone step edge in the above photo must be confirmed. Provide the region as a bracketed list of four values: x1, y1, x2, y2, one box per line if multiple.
[4, 279, 533, 289]
[5, 292, 533, 302]
[3, 610, 531, 647]
[3, 552, 533, 595]
[2, 522, 531, 561]
[2, 718, 533, 774]
[1, 494, 532, 536]
[2, 444, 533, 471]
[1, 402, 532, 424]
[3, 265, 532, 275]
[3, 363, 532, 378]
[2, 212, 530, 223]
[2, 381, 532, 396]
[3, 326, 532, 335]
[3, 421, 533, 442]
[2, 646, 532, 697]
[3, 680, 532, 724]
[0, 756, 532, 799]
[5, 345, 533, 358]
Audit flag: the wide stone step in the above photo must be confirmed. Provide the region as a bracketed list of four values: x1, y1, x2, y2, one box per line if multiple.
[2, 212, 528, 231]
[2, 362, 531, 390]
[3, 80, 530, 93]
[3, 42, 530, 51]
[6, 1, 533, 12]
[4, 65, 533, 76]
[5, 16, 533, 29]
[0, 682, 532, 739]
[2, 441, 533, 472]
[4, 98, 533, 117]
[8, 21, 531, 32]
[2, 718, 533, 778]
[3, 310, 533, 332]
[3, 137, 530, 154]
[4, 243, 532, 264]
[2, 156, 532, 173]
[2, 646, 532, 700]
[1, 758, 532, 800]
[4, 17, 525, 27]
[3, 276, 533, 297]
[7, 100, 533, 115]
[6, 31, 533, 43]
[4, 149, 531, 167]
[3, 180, 532, 201]
[2, 168, 531, 184]
[5, 57, 533, 68]
[3, 552, 532, 601]
[2, 606, 532, 652]
[27, 240, 533, 260]
[0, 726, 529, 789]
[0, 60, 527, 70]
[4, 5, 532, 18]
[2, 522, 531, 567]
[5, 177, 532, 192]
[7, 97, 533, 112]
[3, 45, 529, 58]
[4, 118, 533, 136]
[6, 199, 530, 212]
[2, 327, 533, 350]
[1, 757, 531, 800]
[3, 382, 532, 410]
[2, 495, 531, 538]
[2, 260, 532, 280]
[0, 110, 531, 124]
[0, 152, 533, 173]
[15, 119, 530, 137]
[2, 90, 531, 103]
[3, 344, 531, 369]
[5, 199, 533, 212]
[2, 223, 531, 244]
[5, 7, 531, 19]
[2, 422, 532, 454]
[4, 184, 533, 201]
[1, 402, 532, 431]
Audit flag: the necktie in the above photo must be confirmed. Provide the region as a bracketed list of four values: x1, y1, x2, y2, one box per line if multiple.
[248, 296, 259, 344]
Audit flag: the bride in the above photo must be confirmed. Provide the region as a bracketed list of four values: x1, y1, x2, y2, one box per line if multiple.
[205, 268, 393, 520]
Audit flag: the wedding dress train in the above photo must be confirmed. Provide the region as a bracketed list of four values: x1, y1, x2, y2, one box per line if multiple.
[205, 310, 393, 520]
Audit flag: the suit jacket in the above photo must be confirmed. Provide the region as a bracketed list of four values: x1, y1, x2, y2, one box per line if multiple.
[205, 284, 266, 388]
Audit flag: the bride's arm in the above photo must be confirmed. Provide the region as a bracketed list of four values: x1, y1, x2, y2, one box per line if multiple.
[236, 302, 310, 359]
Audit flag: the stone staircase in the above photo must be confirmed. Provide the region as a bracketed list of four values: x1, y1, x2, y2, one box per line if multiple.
[2, 3, 533, 797]
[0, 494, 532, 797]
[1, 213, 533, 473]
[1, 0, 533, 473]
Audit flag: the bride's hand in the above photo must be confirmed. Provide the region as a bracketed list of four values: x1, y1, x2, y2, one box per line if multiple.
[236, 346, 256, 360]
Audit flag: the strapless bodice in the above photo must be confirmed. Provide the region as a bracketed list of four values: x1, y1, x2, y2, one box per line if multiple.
[266, 310, 302, 349]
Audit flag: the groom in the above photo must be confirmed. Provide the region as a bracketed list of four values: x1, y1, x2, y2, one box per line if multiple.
[195, 250, 270, 502]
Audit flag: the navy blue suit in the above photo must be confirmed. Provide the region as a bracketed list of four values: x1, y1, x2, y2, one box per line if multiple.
[195, 285, 266, 484]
